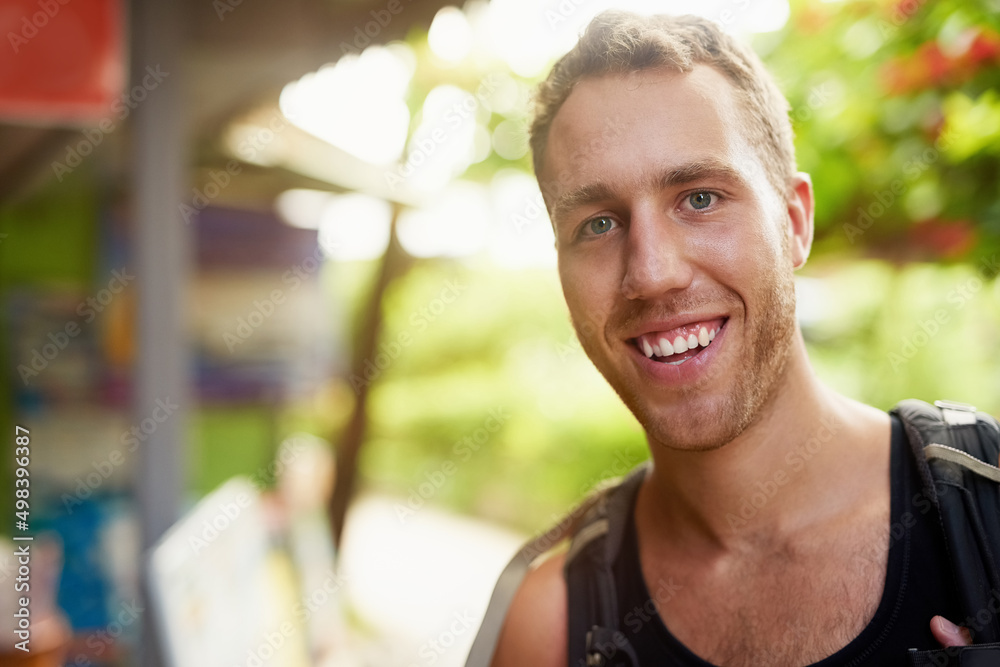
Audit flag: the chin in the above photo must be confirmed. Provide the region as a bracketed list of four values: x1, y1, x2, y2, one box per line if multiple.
[625, 389, 754, 452]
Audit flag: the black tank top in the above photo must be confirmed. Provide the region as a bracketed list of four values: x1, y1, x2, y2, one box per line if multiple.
[612, 415, 963, 665]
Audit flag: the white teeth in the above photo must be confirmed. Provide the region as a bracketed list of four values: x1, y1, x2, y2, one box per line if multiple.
[640, 322, 724, 362]
[658, 337, 674, 356]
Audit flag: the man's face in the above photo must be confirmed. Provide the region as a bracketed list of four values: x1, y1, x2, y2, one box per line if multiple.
[542, 65, 803, 452]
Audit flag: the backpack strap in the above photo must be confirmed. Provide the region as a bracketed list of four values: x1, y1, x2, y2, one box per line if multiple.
[892, 399, 1000, 665]
[464, 469, 641, 667]
[565, 463, 649, 667]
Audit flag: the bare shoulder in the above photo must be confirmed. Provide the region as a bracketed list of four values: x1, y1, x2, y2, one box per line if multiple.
[491, 550, 567, 667]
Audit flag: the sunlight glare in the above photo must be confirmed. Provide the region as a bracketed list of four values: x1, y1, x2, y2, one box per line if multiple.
[398, 182, 489, 258]
[428, 6, 474, 64]
[279, 45, 415, 166]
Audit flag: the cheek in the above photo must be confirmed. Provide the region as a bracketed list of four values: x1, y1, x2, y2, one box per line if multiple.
[558, 254, 617, 336]
[689, 227, 748, 288]
[558, 259, 590, 319]
[702, 210, 783, 277]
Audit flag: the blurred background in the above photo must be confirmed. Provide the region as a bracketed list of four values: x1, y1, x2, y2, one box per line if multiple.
[0, 0, 998, 665]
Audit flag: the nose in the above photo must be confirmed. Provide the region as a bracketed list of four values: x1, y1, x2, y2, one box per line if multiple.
[620, 207, 694, 300]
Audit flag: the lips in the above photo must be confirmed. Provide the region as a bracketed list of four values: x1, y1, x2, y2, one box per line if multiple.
[630, 317, 727, 365]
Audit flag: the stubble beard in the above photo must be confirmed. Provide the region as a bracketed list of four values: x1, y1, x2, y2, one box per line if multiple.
[573, 263, 799, 453]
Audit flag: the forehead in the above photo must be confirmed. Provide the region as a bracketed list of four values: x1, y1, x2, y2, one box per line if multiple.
[542, 65, 760, 203]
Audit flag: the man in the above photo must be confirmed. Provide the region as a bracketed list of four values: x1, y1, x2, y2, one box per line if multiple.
[491, 11, 980, 666]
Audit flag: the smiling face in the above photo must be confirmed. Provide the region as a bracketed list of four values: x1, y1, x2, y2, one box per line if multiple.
[543, 66, 807, 452]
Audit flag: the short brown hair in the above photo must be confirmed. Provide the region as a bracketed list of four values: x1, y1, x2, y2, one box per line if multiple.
[529, 11, 796, 196]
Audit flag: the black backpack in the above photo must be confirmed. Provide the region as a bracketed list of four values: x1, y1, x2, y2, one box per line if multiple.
[465, 399, 1000, 667]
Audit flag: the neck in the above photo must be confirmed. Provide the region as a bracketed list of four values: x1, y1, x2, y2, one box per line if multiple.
[639, 331, 888, 553]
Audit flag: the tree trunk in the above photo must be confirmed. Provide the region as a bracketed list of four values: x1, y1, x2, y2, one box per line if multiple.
[329, 205, 410, 550]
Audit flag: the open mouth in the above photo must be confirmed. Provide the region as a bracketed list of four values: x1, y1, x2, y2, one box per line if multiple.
[631, 317, 727, 366]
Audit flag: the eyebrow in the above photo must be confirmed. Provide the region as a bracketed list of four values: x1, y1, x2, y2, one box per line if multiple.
[550, 159, 748, 224]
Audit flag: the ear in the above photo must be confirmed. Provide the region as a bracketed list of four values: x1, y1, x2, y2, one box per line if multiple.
[786, 172, 814, 270]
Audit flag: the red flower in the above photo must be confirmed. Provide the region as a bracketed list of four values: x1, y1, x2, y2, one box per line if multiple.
[969, 29, 1000, 64]
[909, 219, 976, 259]
[919, 42, 950, 86]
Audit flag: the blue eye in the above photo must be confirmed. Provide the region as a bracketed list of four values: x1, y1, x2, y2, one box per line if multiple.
[689, 192, 714, 210]
[586, 216, 616, 236]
